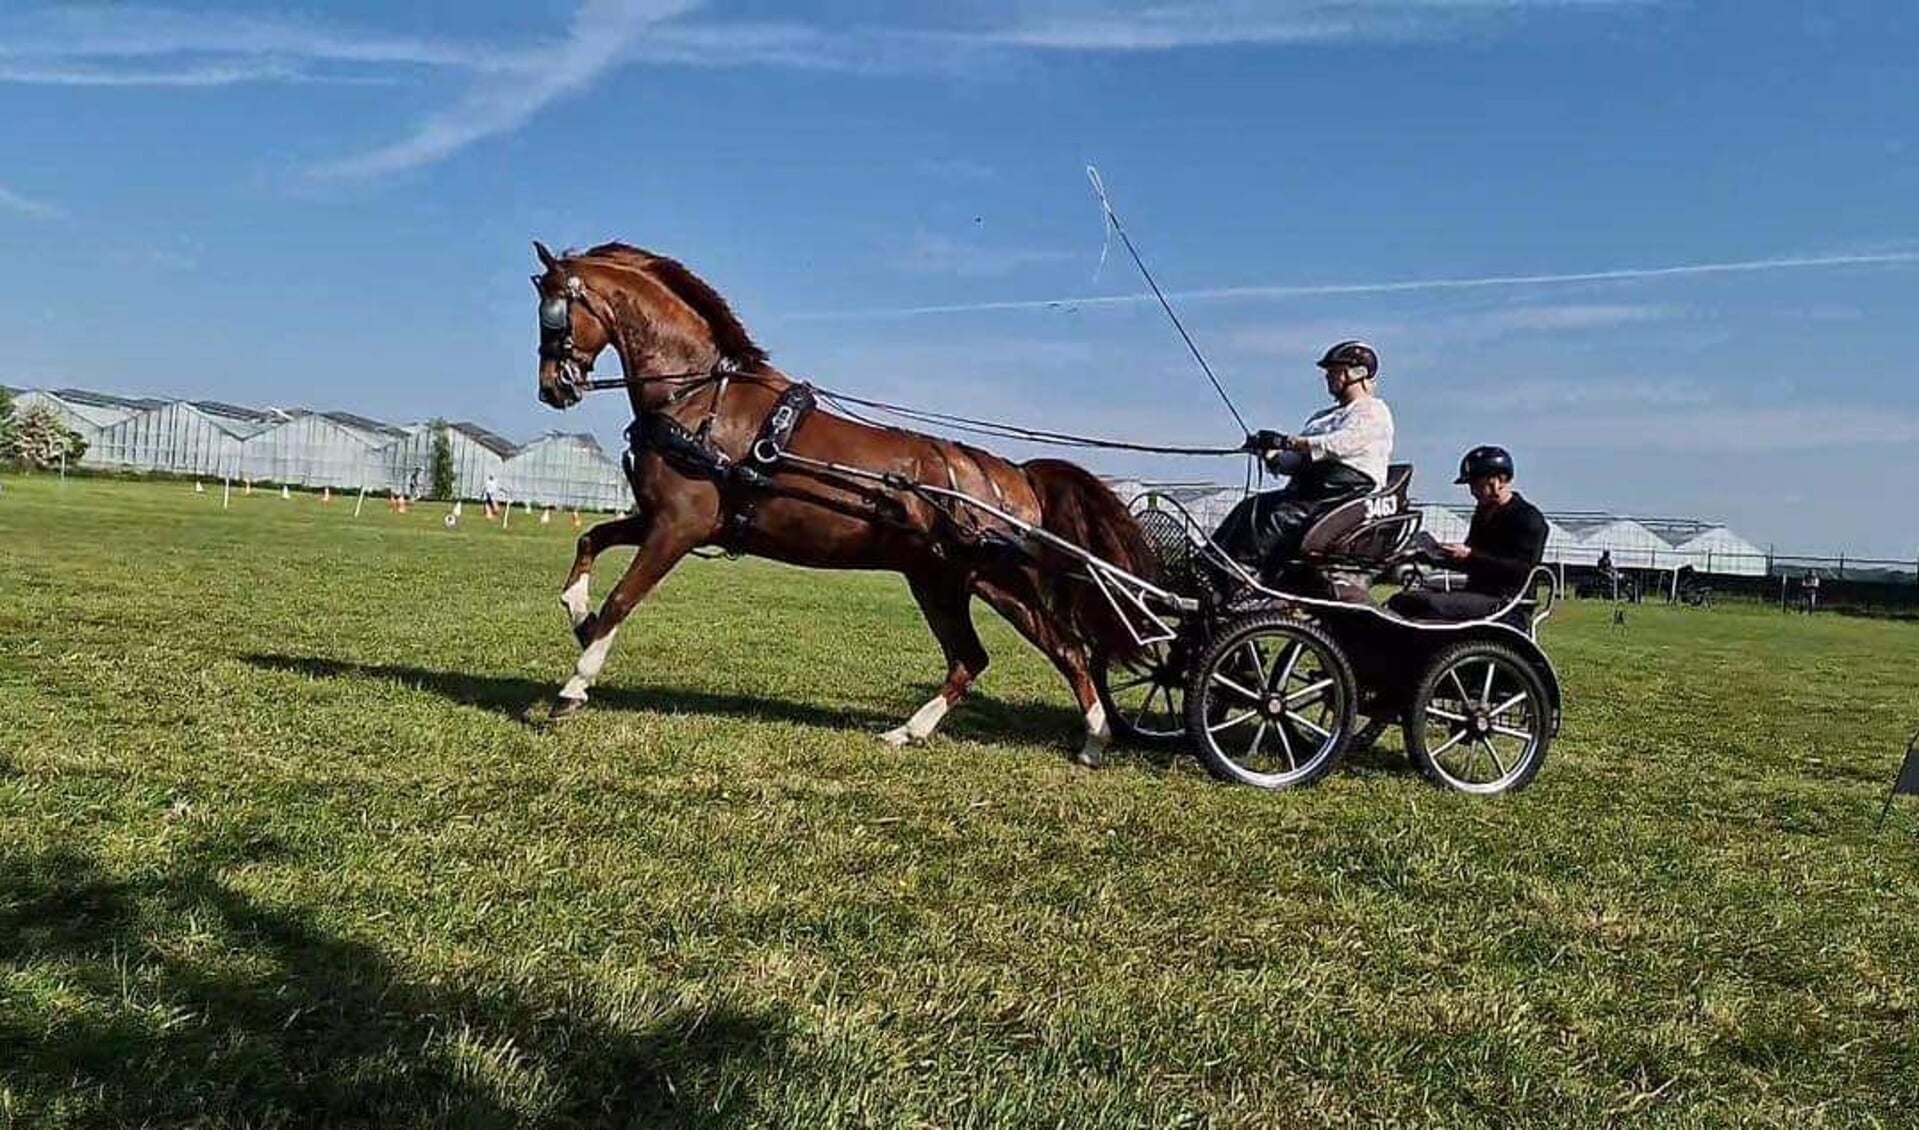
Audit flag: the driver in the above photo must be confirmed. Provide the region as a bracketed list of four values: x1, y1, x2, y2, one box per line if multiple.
[1388, 445, 1548, 621]
[1214, 341, 1395, 571]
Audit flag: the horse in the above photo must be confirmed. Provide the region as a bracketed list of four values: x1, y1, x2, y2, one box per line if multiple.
[528, 240, 1155, 766]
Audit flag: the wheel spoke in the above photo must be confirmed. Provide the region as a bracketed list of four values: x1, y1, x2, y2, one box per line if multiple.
[1286, 710, 1332, 740]
[1446, 667, 1473, 704]
[1428, 725, 1471, 758]
[1285, 677, 1334, 706]
[1126, 685, 1158, 732]
[1211, 672, 1262, 703]
[1427, 705, 1468, 724]
[1478, 737, 1509, 779]
[1479, 661, 1496, 708]
[1207, 709, 1258, 734]
[1269, 641, 1303, 695]
[1273, 713, 1297, 770]
[1488, 692, 1530, 720]
[1247, 721, 1269, 763]
[1491, 723, 1534, 742]
[1239, 640, 1269, 689]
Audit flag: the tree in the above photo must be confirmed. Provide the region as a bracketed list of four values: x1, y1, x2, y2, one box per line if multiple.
[6, 403, 86, 469]
[429, 418, 456, 500]
[0, 387, 16, 459]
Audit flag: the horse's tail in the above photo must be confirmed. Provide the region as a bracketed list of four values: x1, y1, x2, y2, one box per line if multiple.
[1020, 458, 1158, 661]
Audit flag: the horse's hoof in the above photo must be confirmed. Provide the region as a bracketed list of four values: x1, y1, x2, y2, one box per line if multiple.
[549, 695, 588, 722]
[1073, 744, 1106, 769]
[879, 727, 914, 748]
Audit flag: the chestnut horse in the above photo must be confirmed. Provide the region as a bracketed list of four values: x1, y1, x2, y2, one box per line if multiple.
[529, 240, 1153, 766]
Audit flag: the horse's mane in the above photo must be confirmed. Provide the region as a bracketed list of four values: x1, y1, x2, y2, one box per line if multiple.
[573, 241, 769, 369]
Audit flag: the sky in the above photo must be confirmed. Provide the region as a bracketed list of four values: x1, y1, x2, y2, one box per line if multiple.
[2, 0, 1916, 555]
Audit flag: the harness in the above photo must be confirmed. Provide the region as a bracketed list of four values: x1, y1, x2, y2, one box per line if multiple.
[625, 381, 820, 552]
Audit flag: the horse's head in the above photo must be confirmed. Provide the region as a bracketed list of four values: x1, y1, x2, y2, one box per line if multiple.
[529, 239, 771, 411]
[531, 240, 617, 410]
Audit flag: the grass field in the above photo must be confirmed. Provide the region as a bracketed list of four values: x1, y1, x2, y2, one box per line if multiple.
[3, 474, 1917, 1127]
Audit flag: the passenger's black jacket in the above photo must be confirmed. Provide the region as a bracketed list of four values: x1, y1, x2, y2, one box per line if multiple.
[1463, 493, 1549, 598]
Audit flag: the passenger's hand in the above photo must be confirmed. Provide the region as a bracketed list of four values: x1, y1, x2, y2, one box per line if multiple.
[1440, 542, 1472, 561]
[1241, 429, 1287, 453]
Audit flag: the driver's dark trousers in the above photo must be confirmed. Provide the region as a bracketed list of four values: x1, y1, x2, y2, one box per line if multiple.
[1213, 462, 1377, 570]
[1385, 590, 1505, 622]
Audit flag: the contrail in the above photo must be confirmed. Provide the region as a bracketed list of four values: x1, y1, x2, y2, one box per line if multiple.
[790, 250, 1919, 320]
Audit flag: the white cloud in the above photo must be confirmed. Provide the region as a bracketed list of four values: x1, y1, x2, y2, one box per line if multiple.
[913, 157, 999, 183]
[1225, 303, 1673, 361]
[311, 0, 699, 179]
[0, 6, 501, 72]
[0, 184, 64, 219]
[0, 1, 1662, 173]
[889, 229, 1074, 279]
[803, 251, 1919, 319]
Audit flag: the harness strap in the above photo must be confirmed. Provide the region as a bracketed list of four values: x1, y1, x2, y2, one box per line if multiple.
[624, 382, 821, 554]
[722, 383, 817, 549]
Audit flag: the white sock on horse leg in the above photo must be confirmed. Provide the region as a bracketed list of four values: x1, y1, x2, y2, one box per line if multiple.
[561, 576, 592, 628]
[1078, 699, 1111, 761]
[560, 626, 619, 701]
[882, 693, 950, 746]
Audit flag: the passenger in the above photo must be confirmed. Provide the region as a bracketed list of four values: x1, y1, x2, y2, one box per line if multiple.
[1389, 445, 1548, 622]
[1214, 341, 1394, 572]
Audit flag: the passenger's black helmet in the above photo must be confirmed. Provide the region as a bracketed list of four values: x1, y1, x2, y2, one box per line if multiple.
[1316, 340, 1379, 380]
[1455, 445, 1516, 484]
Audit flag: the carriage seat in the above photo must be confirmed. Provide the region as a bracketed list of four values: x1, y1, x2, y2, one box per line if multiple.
[1295, 463, 1419, 565]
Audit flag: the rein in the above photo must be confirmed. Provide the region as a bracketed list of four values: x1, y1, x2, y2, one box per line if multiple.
[571, 368, 1244, 458]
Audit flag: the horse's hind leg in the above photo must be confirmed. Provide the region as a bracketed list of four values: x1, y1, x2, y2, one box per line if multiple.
[883, 571, 990, 747]
[550, 521, 696, 719]
[562, 513, 649, 646]
[972, 573, 1110, 768]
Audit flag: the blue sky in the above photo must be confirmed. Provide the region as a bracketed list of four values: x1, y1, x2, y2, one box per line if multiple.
[2, 1, 1916, 555]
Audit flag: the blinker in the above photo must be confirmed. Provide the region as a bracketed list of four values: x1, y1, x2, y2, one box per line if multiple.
[539, 295, 571, 332]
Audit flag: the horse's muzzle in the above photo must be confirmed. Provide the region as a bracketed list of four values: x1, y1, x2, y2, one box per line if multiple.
[538, 361, 584, 409]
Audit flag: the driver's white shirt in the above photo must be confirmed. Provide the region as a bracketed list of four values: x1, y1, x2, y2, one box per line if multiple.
[1298, 396, 1394, 487]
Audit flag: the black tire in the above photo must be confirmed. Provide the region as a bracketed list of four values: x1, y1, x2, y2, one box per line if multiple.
[1185, 612, 1356, 789]
[1403, 640, 1552, 795]
[1092, 638, 1187, 749]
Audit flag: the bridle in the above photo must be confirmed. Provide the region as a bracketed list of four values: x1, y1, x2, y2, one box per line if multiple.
[538, 274, 628, 397]
[537, 269, 754, 447]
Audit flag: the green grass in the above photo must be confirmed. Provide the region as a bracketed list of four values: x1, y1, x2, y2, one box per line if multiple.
[3, 473, 1917, 1127]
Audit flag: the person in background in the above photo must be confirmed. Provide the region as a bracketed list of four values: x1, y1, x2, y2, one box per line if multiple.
[1389, 445, 1548, 621]
[482, 473, 502, 520]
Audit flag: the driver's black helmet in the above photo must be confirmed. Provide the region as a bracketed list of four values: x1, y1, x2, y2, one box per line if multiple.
[1316, 340, 1378, 380]
[1455, 445, 1516, 484]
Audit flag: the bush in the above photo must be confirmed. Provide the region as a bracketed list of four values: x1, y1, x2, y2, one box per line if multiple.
[4, 403, 86, 469]
[429, 419, 456, 501]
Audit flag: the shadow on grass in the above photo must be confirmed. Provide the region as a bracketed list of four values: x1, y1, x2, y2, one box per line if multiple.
[0, 834, 794, 1127]
[241, 653, 1088, 752]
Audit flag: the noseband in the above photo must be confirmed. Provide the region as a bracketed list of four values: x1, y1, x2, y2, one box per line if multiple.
[539, 275, 615, 398]
[539, 272, 737, 400]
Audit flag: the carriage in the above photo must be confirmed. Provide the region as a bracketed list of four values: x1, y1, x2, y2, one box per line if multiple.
[530, 240, 1560, 792]
[998, 463, 1566, 795]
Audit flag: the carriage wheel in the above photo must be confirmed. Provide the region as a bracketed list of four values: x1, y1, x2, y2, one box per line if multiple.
[1184, 613, 1355, 789]
[1403, 641, 1552, 795]
[1094, 639, 1187, 748]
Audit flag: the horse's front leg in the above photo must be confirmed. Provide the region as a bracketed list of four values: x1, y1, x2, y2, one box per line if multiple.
[550, 520, 698, 719]
[561, 513, 649, 646]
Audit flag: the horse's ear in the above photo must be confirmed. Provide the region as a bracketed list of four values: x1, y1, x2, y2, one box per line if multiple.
[533, 240, 559, 270]
[530, 274, 544, 291]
